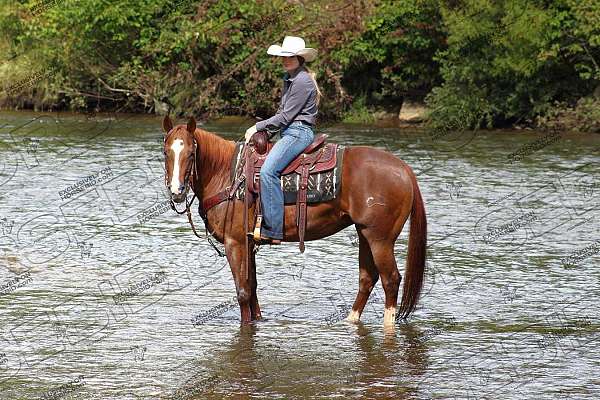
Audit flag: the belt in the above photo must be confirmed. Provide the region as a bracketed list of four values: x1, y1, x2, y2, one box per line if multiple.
[292, 120, 313, 127]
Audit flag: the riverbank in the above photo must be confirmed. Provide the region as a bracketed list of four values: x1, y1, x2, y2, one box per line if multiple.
[2, 1, 598, 136]
[4, 90, 598, 134]
[342, 98, 600, 133]
[3, 93, 598, 133]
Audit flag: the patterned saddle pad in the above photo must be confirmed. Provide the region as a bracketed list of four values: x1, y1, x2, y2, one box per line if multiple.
[229, 142, 345, 204]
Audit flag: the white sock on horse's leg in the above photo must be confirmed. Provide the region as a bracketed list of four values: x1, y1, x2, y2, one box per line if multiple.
[383, 306, 396, 326]
[346, 309, 360, 322]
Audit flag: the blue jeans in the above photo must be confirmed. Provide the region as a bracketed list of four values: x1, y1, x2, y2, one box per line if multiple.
[260, 121, 314, 239]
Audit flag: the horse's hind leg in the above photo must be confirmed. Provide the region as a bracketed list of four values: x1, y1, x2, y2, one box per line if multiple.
[357, 221, 402, 327]
[347, 226, 379, 322]
[369, 238, 401, 327]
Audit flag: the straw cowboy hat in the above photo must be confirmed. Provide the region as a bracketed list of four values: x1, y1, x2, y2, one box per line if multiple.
[267, 36, 317, 62]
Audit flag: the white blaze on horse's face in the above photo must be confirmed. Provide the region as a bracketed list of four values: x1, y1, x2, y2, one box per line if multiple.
[169, 138, 185, 195]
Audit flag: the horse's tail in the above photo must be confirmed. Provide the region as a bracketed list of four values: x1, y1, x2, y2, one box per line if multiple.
[398, 169, 427, 320]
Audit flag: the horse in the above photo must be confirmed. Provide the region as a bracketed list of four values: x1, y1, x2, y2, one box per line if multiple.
[162, 115, 427, 327]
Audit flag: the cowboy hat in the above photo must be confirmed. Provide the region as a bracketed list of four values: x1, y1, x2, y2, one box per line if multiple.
[267, 36, 317, 62]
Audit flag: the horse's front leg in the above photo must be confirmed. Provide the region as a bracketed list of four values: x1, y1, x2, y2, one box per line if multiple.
[249, 242, 262, 320]
[224, 237, 253, 324]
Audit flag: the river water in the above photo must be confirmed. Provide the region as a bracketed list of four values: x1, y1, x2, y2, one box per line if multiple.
[0, 111, 599, 399]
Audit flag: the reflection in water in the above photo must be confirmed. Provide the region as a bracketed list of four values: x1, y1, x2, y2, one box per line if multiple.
[171, 322, 429, 399]
[353, 323, 429, 399]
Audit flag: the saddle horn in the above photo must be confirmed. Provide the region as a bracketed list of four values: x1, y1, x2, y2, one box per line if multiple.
[250, 130, 270, 155]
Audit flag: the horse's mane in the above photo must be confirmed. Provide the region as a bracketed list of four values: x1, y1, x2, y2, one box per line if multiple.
[192, 126, 236, 174]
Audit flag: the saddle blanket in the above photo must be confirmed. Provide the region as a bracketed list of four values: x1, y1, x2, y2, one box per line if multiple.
[229, 142, 345, 204]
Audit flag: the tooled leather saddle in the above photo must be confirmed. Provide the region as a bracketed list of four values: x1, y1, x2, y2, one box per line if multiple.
[200, 128, 342, 259]
[245, 130, 339, 253]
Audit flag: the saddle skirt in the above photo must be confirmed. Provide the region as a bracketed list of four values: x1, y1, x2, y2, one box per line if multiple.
[230, 139, 344, 204]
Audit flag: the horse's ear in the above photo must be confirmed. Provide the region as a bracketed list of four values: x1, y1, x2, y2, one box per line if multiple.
[187, 116, 196, 134]
[162, 115, 173, 134]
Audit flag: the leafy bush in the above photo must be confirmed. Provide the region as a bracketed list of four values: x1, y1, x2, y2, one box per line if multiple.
[341, 94, 376, 124]
[1, 0, 445, 120]
[331, 0, 445, 104]
[537, 96, 600, 133]
[1, 0, 599, 130]
[426, 0, 600, 130]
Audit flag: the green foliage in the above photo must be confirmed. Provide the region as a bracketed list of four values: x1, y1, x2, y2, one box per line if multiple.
[426, 82, 495, 131]
[1, 0, 599, 131]
[332, 0, 444, 102]
[341, 94, 376, 124]
[537, 96, 600, 133]
[426, 0, 600, 130]
[1, 0, 445, 119]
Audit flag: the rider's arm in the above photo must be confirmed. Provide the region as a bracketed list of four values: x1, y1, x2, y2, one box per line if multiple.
[255, 75, 313, 136]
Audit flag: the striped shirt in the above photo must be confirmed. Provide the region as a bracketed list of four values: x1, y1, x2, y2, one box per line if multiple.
[255, 65, 318, 135]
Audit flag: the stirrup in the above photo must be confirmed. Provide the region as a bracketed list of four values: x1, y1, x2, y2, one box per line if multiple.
[246, 231, 281, 245]
[249, 214, 281, 244]
[252, 215, 262, 241]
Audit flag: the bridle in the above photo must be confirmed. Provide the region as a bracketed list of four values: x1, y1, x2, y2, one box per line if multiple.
[163, 127, 198, 212]
[163, 127, 224, 256]
[163, 125, 268, 283]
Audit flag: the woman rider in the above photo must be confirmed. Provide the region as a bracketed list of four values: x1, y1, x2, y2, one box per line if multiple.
[244, 36, 322, 244]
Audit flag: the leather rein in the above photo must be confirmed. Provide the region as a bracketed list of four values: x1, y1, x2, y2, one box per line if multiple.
[163, 128, 246, 257]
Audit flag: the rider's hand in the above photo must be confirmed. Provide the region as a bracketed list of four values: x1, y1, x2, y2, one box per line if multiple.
[245, 125, 257, 143]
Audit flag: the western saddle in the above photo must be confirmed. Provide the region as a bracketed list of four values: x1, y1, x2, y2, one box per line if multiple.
[200, 131, 338, 253]
[245, 130, 338, 253]
[198, 128, 339, 280]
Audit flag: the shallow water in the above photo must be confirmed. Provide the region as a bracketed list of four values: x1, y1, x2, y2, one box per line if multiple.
[1, 111, 599, 399]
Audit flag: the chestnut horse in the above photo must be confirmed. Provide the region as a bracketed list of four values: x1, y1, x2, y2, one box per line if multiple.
[162, 116, 427, 327]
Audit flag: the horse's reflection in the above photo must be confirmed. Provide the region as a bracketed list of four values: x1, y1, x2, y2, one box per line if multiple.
[352, 322, 430, 399]
[170, 321, 429, 399]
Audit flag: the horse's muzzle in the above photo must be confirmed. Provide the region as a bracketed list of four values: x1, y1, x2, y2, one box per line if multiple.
[170, 186, 188, 203]
[168, 180, 188, 203]
[171, 192, 186, 204]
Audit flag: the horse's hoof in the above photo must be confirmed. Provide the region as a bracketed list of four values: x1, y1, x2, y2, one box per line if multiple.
[346, 310, 361, 322]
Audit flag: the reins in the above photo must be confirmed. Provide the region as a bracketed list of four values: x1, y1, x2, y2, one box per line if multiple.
[164, 127, 226, 257]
